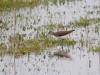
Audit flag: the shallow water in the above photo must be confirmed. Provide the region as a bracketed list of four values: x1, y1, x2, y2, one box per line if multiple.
[0, 0, 100, 75]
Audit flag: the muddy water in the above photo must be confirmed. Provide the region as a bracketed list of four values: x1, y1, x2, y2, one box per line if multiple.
[0, 0, 100, 75]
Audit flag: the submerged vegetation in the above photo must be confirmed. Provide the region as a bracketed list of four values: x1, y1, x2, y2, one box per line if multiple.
[90, 46, 100, 52]
[0, 33, 76, 57]
[0, 0, 100, 58]
[34, 17, 100, 32]
[0, 16, 100, 57]
[0, 0, 40, 11]
[0, 0, 80, 11]
[69, 17, 100, 27]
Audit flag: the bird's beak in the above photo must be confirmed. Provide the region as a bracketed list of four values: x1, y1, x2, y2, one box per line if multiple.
[45, 33, 49, 37]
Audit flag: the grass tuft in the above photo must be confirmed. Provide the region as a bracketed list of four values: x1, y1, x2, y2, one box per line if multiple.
[89, 46, 100, 52]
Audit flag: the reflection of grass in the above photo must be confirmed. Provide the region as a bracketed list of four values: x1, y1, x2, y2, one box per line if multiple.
[90, 46, 100, 52]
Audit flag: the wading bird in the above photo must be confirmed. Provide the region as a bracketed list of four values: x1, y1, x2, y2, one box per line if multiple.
[48, 30, 75, 50]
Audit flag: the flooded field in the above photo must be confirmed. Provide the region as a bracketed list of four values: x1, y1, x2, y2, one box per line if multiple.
[0, 0, 100, 75]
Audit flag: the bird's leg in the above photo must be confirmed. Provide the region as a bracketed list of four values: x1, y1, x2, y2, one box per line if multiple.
[61, 39, 64, 51]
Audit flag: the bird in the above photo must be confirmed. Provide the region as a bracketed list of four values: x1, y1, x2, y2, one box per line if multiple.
[48, 30, 75, 37]
[47, 30, 75, 50]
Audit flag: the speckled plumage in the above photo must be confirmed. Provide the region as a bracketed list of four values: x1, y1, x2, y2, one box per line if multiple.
[48, 30, 75, 37]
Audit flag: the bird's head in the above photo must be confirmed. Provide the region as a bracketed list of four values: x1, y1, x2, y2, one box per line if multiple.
[48, 31, 53, 35]
[45, 31, 54, 37]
